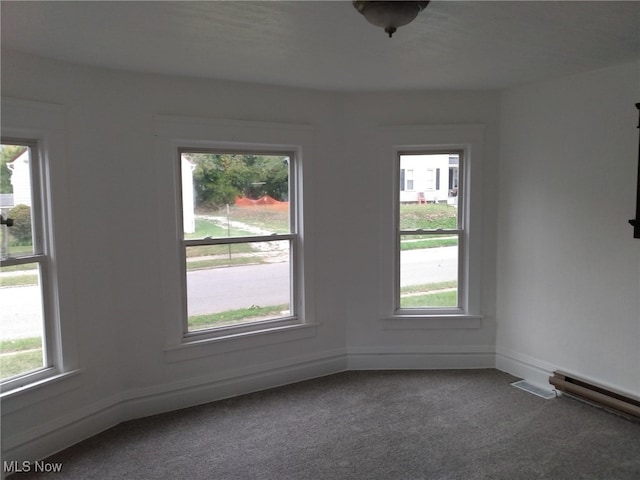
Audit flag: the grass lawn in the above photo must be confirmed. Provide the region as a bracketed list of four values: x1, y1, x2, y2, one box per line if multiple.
[186, 218, 254, 240]
[400, 290, 458, 308]
[186, 242, 254, 259]
[220, 205, 289, 234]
[399, 203, 458, 230]
[400, 281, 458, 308]
[187, 256, 261, 270]
[400, 281, 456, 294]
[400, 237, 457, 250]
[0, 244, 34, 258]
[0, 337, 43, 380]
[0, 263, 38, 273]
[189, 304, 289, 330]
[399, 204, 458, 252]
[0, 274, 39, 287]
[1, 245, 39, 287]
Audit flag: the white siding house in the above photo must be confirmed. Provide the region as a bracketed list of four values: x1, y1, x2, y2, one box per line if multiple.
[399, 153, 459, 204]
[7, 149, 31, 207]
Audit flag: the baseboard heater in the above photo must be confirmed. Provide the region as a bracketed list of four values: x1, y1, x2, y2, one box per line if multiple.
[549, 371, 640, 420]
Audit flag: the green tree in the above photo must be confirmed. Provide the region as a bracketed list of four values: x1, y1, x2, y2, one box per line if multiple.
[186, 153, 289, 209]
[7, 204, 32, 245]
[260, 156, 289, 201]
[187, 153, 237, 209]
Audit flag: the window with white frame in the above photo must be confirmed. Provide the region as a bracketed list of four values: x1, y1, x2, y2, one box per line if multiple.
[0, 140, 54, 386]
[178, 149, 299, 335]
[405, 169, 414, 191]
[396, 151, 464, 312]
[425, 168, 435, 190]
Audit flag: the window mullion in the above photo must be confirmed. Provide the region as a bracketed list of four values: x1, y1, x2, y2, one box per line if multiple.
[398, 229, 462, 236]
[184, 233, 294, 247]
[1, 253, 47, 268]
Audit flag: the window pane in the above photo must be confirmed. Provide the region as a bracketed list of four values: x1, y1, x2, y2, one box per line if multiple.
[399, 235, 458, 309]
[181, 153, 290, 237]
[399, 154, 459, 230]
[0, 263, 45, 381]
[186, 240, 291, 331]
[1, 144, 35, 257]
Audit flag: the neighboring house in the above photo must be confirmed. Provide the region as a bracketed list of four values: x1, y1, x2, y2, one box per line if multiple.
[7, 149, 31, 207]
[399, 153, 459, 205]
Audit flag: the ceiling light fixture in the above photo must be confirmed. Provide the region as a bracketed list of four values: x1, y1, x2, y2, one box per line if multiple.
[353, 1, 430, 38]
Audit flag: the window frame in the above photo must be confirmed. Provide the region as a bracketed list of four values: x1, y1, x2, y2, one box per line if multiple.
[394, 149, 466, 315]
[375, 123, 484, 327]
[1, 138, 58, 390]
[177, 147, 301, 339]
[0, 98, 77, 400]
[154, 115, 317, 356]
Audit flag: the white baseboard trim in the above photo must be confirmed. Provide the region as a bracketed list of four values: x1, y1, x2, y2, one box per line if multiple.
[1, 395, 122, 476]
[10, 346, 570, 467]
[118, 348, 348, 422]
[347, 345, 495, 370]
[2, 348, 348, 466]
[495, 347, 557, 392]
[496, 347, 640, 400]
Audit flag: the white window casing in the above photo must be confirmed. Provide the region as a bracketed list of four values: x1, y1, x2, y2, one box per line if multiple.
[153, 115, 317, 358]
[374, 124, 484, 329]
[0, 98, 78, 396]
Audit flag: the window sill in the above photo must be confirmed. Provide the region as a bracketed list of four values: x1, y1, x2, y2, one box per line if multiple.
[165, 322, 319, 363]
[381, 314, 483, 330]
[0, 369, 82, 414]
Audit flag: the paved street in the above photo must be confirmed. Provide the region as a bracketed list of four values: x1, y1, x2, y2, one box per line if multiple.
[188, 245, 457, 313]
[1, 246, 457, 339]
[187, 262, 290, 315]
[0, 285, 43, 340]
[400, 246, 457, 286]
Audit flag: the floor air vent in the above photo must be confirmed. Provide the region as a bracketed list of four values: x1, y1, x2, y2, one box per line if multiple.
[549, 371, 640, 419]
[511, 380, 557, 399]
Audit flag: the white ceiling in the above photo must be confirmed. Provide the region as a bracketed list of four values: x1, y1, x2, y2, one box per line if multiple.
[1, 1, 639, 91]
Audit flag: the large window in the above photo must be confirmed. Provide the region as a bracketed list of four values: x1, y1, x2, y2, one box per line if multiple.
[0, 141, 53, 386]
[178, 150, 298, 335]
[396, 152, 464, 313]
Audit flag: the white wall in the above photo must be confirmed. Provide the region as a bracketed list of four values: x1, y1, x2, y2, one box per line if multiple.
[0, 50, 499, 463]
[9, 47, 638, 467]
[342, 91, 500, 367]
[496, 60, 640, 395]
[0, 50, 348, 464]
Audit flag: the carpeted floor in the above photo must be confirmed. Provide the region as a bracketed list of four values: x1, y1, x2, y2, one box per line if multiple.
[10, 369, 640, 479]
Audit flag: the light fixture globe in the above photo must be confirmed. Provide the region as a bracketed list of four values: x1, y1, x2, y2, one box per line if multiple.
[353, 1, 430, 38]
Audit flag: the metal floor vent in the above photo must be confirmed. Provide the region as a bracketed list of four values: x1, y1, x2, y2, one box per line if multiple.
[511, 380, 557, 399]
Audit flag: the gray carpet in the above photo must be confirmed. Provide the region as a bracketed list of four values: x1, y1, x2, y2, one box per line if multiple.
[10, 369, 640, 479]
